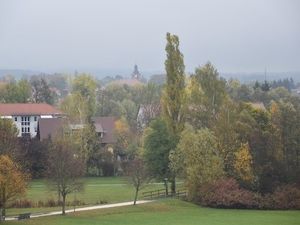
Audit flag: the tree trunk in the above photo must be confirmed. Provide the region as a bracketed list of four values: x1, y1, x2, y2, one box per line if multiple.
[170, 176, 176, 195]
[62, 194, 66, 215]
[133, 186, 139, 205]
[0, 207, 5, 222]
[57, 185, 61, 202]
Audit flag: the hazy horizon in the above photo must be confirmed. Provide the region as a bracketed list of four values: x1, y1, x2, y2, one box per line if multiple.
[0, 0, 299, 74]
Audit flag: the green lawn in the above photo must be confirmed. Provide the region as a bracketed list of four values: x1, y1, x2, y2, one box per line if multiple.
[7, 177, 175, 216]
[5, 199, 300, 225]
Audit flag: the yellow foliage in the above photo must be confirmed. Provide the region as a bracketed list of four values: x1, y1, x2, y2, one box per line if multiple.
[234, 143, 254, 184]
[114, 118, 131, 150]
[0, 155, 29, 209]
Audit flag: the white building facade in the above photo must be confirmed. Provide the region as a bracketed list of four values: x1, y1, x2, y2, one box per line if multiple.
[0, 103, 62, 138]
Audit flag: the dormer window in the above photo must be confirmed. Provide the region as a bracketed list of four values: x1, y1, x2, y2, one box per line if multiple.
[14, 117, 17, 122]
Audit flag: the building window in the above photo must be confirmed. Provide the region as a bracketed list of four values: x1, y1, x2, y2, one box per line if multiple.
[34, 116, 37, 121]
[14, 117, 17, 121]
[21, 116, 30, 136]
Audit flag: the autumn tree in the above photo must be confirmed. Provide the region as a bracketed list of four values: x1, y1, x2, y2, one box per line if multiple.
[0, 155, 29, 221]
[0, 118, 19, 157]
[234, 143, 255, 187]
[213, 98, 239, 176]
[174, 126, 224, 200]
[161, 33, 186, 194]
[47, 139, 85, 215]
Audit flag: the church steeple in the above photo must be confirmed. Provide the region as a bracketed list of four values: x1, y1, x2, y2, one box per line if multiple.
[131, 64, 141, 80]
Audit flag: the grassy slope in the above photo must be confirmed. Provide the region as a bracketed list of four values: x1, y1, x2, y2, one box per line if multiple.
[6, 200, 300, 225]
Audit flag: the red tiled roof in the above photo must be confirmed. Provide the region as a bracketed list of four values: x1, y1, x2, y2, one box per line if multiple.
[0, 103, 62, 116]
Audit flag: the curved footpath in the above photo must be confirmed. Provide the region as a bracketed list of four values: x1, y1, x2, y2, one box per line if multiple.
[5, 200, 153, 221]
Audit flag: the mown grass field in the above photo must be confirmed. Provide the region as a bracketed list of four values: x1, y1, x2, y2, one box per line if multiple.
[6, 199, 300, 225]
[7, 177, 173, 216]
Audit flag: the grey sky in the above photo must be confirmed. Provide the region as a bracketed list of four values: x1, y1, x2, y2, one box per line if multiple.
[0, 0, 299, 75]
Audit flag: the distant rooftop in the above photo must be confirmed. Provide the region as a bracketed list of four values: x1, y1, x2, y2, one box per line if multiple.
[108, 78, 143, 86]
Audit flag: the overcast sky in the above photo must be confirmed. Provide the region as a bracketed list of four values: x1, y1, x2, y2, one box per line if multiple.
[0, 0, 299, 75]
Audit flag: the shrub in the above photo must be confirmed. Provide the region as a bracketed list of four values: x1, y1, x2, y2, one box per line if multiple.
[193, 177, 300, 209]
[37, 200, 44, 207]
[45, 198, 58, 207]
[10, 199, 34, 208]
[260, 184, 300, 209]
[196, 177, 258, 209]
[101, 162, 115, 176]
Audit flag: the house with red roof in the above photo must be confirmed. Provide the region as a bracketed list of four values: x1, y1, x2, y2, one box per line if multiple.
[0, 103, 62, 138]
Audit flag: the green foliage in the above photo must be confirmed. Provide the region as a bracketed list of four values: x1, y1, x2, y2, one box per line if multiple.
[31, 77, 54, 104]
[143, 118, 176, 180]
[0, 79, 31, 103]
[188, 62, 226, 129]
[213, 98, 239, 176]
[175, 127, 224, 200]
[162, 32, 186, 137]
[71, 74, 97, 120]
[0, 118, 19, 157]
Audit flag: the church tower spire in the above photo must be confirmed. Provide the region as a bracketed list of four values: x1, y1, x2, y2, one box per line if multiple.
[131, 64, 141, 80]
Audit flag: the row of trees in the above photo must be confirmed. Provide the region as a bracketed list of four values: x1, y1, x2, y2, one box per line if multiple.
[141, 33, 300, 209]
[0, 77, 56, 104]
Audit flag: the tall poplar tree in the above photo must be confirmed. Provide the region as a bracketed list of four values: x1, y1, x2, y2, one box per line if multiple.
[161, 33, 186, 194]
[162, 33, 186, 136]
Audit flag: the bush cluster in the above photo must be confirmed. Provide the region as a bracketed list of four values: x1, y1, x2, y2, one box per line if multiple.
[194, 178, 300, 209]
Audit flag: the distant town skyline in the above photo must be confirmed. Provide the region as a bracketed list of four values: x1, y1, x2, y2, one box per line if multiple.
[0, 0, 299, 74]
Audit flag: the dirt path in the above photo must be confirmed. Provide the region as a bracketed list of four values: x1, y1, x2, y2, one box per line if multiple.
[5, 200, 153, 221]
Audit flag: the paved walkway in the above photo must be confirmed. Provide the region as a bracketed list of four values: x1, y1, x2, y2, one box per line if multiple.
[5, 200, 153, 221]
